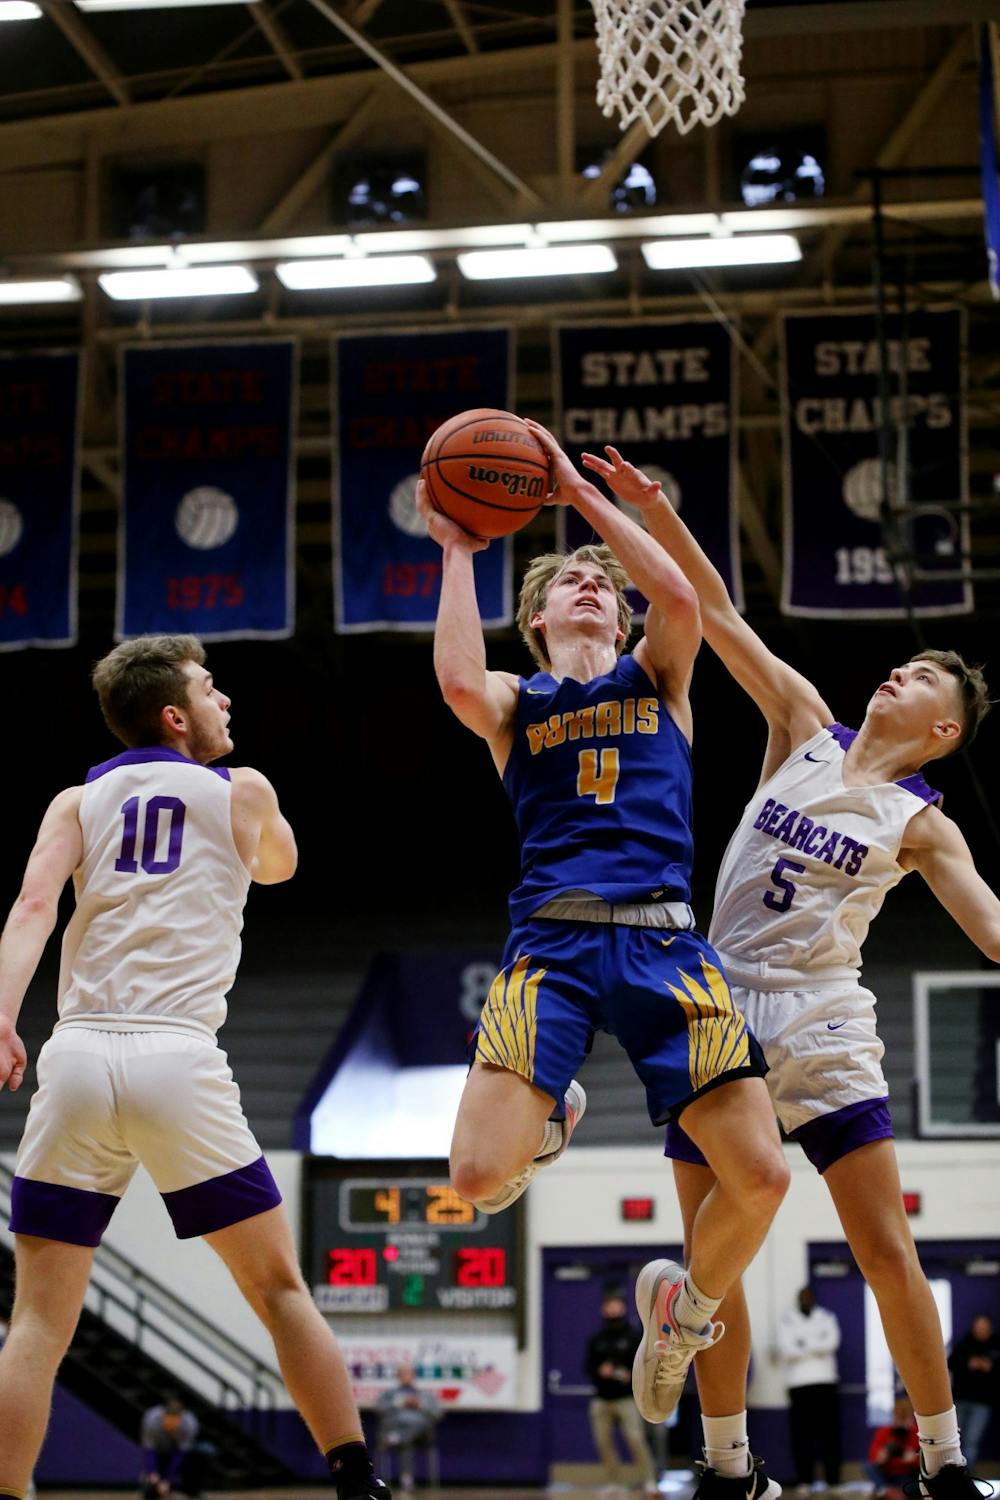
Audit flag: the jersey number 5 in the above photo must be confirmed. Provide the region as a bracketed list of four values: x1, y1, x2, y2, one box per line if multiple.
[577, 748, 620, 805]
[763, 856, 805, 913]
[116, 795, 187, 875]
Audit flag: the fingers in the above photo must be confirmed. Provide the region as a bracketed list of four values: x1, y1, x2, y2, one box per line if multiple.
[9, 1061, 24, 1092]
[522, 417, 559, 455]
[415, 475, 432, 521]
[581, 451, 613, 476]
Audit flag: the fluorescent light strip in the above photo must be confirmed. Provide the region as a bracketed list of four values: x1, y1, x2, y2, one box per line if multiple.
[458, 244, 617, 281]
[642, 234, 801, 270]
[98, 265, 258, 300]
[77, 0, 255, 9]
[0, 277, 81, 305]
[275, 255, 436, 290]
[0, 2, 41, 18]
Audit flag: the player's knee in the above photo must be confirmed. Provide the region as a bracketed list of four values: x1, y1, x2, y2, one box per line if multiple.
[851, 1231, 919, 1289]
[743, 1146, 790, 1211]
[233, 1255, 308, 1324]
[450, 1154, 500, 1205]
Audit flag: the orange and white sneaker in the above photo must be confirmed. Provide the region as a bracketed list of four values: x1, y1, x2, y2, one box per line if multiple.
[473, 1079, 586, 1214]
[632, 1258, 725, 1422]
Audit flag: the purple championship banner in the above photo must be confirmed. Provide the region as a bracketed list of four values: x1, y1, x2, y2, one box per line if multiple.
[118, 340, 296, 641]
[333, 327, 513, 633]
[781, 307, 970, 619]
[0, 350, 80, 651]
[554, 319, 742, 615]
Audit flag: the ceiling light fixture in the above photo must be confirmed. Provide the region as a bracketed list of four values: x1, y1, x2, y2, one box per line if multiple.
[275, 255, 436, 290]
[98, 265, 258, 300]
[76, 0, 256, 9]
[457, 244, 617, 281]
[0, 2, 41, 18]
[0, 277, 81, 305]
[641, 233, 802, 269]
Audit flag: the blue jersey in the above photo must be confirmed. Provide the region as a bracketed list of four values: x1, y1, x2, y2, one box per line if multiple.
[503, 653, 694, 925]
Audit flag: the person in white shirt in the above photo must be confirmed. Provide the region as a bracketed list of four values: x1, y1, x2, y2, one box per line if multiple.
[0, 635, 390, 1500]
[581, 445, 998, 1500]
[778, 1287, 842, 1493]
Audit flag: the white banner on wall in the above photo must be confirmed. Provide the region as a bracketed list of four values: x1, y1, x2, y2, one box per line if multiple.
[339, 1332, 517, 1410]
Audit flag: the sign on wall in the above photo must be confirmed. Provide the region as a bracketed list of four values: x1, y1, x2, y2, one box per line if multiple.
[119, 340, 296, 640]
[333, 327, 513, 632]
[0, 350, 80, 650]
[555, 318, 741, 614]
[337, 1332, 518, 1410]
[781, 307, 970, 618]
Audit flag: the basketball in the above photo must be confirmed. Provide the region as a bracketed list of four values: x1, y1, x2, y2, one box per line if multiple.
[421, 408, 551, 539]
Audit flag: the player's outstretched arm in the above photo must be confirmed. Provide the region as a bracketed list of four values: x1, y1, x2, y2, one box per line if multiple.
[0, 785, 83, 1091]
[901, 807, 1000, 962]
[583, 445, 831, 742]
[524, 421, 701, 711]
[230, 768, 297, 885]
[417, 479, 518, 750]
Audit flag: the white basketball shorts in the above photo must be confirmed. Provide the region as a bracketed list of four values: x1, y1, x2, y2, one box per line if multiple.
[9, 1026, 281, 1246]
[666, 978, 894, 1174]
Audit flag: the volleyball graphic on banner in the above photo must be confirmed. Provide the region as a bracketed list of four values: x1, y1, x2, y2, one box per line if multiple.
[0, 499, 24, 558]
[842, 458, 897, 522]
[388, 473, 428, 538]
[175, 486, 239, 550]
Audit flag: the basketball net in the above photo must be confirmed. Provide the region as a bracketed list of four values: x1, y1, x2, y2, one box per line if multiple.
[591, 0, 747, 138]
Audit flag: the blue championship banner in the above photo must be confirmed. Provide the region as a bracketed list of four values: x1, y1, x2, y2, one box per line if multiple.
[119, 340, 295, 640]
[333, 327, 513, 633]
[554, 319, 741, 614]
[782, 308, 970, 618]
[0, 350, 80, 650]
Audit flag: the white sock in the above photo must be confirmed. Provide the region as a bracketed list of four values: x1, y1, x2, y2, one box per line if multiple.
[917, 1408, 964, 1475]
[674, 1272, 722, 1335]
[703, 1412, 751, 1478]
[535, 1118, 563, 1159]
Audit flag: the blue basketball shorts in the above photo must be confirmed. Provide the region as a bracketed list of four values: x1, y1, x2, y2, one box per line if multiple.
[471, 918, 766, 1126]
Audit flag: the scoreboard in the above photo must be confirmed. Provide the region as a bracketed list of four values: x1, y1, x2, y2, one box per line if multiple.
[303, 1158, 522, 1317]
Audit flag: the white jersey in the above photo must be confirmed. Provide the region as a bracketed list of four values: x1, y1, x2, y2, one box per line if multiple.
[56, 747, 251, 1039]
[710, 723, 939, 985]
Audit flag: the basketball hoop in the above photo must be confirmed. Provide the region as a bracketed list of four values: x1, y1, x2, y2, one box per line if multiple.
[590, 0, 747, 138]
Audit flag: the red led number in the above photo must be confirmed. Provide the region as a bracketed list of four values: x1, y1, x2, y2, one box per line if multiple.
[327, 1247, 377, 1286]
[455, 1247, 507, 1287]
[166, 574, 246, 611]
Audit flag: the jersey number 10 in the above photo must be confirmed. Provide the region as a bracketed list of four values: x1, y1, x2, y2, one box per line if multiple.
[115, 795, 187, 875]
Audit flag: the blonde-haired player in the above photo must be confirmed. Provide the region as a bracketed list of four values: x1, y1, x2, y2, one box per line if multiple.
[0, 635, 389, 1500]
[584, 443, 998, 1500]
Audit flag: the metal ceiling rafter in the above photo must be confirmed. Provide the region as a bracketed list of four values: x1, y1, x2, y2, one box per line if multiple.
[257, 86, 388, 232]
[443, 0, 478, 55]
[250, 1, 304, 81]
[300, 0, 543, 209]
[39, 0, 130, 107]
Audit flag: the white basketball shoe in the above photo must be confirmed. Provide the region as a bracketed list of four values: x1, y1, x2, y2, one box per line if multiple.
[473, 1079, 586, 1214]
[632, 1258, 725, 1422]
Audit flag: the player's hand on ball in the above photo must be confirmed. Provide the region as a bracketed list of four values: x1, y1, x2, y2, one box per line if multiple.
[522, 418, 578, 506]
[0, 1016, 26, 1092]
[415, 477, 488, 553]
[583, 445, 662, 510]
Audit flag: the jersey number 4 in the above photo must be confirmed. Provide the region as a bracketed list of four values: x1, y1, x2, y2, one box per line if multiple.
[576, 748, 620, 805]
[115, 795, 187, 875]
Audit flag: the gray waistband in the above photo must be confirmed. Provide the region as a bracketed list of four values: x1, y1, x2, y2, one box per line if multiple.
[533, 896, 696, 929]
[715, 954, 861, 992]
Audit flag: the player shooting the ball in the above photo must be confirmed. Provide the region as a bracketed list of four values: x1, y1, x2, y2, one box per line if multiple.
[417, 418, 789, 1455]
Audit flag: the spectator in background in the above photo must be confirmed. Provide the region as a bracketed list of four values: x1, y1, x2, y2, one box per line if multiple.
[867, 1397, 920, 1499]
[141, 1394, 211, 1499]
[949, 1315, 1000, 1469]
[584, 1286, 660, 1497]
[777, 1286, 842, 1495]
[375, 1364, 439, 1493]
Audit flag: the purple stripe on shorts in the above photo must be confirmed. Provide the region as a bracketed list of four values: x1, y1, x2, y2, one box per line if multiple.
[161, 1154, 282, 1240]
[664, 1119, 709, 1167]
[9, 1176, 120, 1247]
[789, 1096, 894, 1174]
[86, 747, 230, 783]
